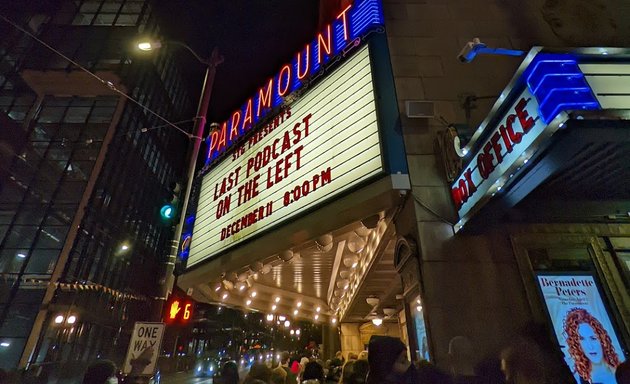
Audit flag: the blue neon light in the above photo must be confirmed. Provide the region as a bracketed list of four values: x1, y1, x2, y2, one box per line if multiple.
[524, 55, 600, 124]
[205, 0, 384, 164]
[178, 214, 196, 260]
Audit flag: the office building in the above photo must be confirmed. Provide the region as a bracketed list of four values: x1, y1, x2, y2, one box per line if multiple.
[0, 0, 194, 379]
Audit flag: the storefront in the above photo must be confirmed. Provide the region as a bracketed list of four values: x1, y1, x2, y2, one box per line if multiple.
[447, 47, 630, 382]
[177, 0, 414, 359]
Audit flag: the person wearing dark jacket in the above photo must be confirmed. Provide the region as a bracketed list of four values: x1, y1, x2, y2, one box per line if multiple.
[217, 361, 239, 384]
[367, 336, 416, 384]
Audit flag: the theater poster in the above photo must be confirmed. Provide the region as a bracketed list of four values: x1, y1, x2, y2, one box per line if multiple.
[537, 274, 626, 384]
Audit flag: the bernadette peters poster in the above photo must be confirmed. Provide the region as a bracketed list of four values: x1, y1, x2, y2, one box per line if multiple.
[537, 274, 626, 384]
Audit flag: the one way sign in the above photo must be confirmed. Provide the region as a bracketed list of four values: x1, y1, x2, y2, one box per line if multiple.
[123, 322, 165, 376]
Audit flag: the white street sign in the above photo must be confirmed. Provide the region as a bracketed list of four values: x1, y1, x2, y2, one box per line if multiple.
[123, 322, 165, 376]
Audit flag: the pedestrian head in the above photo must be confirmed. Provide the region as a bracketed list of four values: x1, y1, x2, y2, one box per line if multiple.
[82, 359, 117, 384]
[303, 361, 325, 383]
[616, 360, 630, 384]
[290, 360, 301, 375]
[367, 336, 410, 383]
[500, 339, 545, 384]
[246, 362, 272, 383]
[271, 368, 286, 384]
[448, 335, 476, 376]
[221, 360, 239, 384]
[342, 359, 369, 384]
[280, 351, 291, 364]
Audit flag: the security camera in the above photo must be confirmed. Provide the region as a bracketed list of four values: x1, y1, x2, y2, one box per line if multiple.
[457, 38, 487, 63]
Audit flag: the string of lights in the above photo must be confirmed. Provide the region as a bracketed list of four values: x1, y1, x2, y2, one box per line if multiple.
[0, 13, 198, 139]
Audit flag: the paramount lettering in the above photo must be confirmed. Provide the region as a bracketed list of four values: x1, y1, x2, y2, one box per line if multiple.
[205, 4, 356, 163]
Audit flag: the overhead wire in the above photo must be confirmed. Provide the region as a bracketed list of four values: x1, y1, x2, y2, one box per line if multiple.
[0, 13, 199, 139]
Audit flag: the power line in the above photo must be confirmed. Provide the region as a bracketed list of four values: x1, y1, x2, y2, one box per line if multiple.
[0, 13, 201, 140]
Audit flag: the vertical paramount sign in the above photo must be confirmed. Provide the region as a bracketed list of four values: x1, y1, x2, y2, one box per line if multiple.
[188, 45, 383, 267]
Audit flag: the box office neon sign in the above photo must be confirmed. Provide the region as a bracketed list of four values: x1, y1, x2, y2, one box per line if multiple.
[451, 53, 602, 228]
[205, 0, 384, 164]
[451, 88, 548, 224]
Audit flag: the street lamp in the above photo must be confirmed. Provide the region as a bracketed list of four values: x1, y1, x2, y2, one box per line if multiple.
[137, 39, 224, 319]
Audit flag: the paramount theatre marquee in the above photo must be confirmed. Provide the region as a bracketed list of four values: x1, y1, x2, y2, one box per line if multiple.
[182, 0, 409, 269]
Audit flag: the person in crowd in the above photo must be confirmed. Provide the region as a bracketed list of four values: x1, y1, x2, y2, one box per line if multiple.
[328, 352, 345, 382]
[302, 361, 325, 384]
[448, 336, 481, 384]
[272, 360, 287, 383]
[82, 360, 118, 384]
[340, 360, 356, 384]
[517, 322, 575, 384]
[244, 362, 273, 384]
[341, 359, 369, 384]
[271, 368, 287, 384]
[367, 336, 416, 384]
[218, 360, 239, 384]
[298, 356, 310, 382]
[616, 360, 630, 384]
[291, 360, 301, 376]
[564, 308, 620, 384]
[357, 351, 368, 361]
[273, 351, 296, 384]
[500, 339, 546, 384]
[347, 353, 358, 361]
[472, 356, 505, 384]
[415, 360, 454, 384]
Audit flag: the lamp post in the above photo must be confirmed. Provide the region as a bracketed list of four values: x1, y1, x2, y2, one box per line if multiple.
[137, 40, 224, 319]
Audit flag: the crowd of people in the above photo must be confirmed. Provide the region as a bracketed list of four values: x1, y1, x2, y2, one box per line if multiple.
[228, 331, 630, 384]
[62, 326, 630, 384]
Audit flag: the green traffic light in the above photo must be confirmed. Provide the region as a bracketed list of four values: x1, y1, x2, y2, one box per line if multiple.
[160, 204, 174, 220]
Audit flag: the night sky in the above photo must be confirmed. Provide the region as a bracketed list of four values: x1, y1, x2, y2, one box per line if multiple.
[153, 0, 320, 123]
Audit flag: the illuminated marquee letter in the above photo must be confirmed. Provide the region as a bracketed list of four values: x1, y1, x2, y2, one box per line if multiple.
[337, 4, 352, 41]
[277, 64, 291, 96]
[229, 110, 241, 141]
[207, 130, 219, 161]
[317, 25, 332, 65]
[257, 78, 273, 118]
[297, 44, 310, 80]
[217, 122, 227, 153]
[243, 98, 253, 131]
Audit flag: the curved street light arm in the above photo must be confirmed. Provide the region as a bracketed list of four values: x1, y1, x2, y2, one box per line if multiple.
[163, 40, 224, 68]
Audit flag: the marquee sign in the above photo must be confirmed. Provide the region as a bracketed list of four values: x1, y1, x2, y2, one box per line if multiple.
[188, 46, 383, 266]
[204, 0, 384, 164]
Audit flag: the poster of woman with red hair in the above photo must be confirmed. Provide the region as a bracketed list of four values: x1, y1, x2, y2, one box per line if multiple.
[537, 274, 626, 384]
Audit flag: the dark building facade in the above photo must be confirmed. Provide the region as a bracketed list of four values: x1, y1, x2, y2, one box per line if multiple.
[0, 0, 194, 380]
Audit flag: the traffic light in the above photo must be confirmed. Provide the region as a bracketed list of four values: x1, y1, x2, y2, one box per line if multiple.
[164, 295, 193, 325]
[160, 182, 181, 222]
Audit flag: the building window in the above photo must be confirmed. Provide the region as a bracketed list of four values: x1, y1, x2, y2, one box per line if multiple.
[72, 0, 146, 27]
